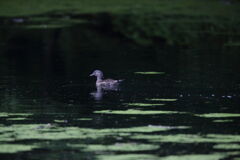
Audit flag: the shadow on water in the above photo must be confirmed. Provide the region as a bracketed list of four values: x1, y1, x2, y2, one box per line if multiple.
[0, 19, 240, 160]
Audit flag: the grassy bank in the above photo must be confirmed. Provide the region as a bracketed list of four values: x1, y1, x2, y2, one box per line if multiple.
[0, 0, 239, 17]
[0, 0, 239, 46]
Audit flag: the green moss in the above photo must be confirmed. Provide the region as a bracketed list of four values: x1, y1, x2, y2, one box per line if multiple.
[213, 144, 240, 150]
[97, 154, 158, 160]
[70, 143, 159, 152]
[146, 98, 177, 102]
[196, 113, 240, 118]
[0, 0, 239, 46]
[132, 134, 240, 143]
[158, 154, 226, 160]
[94, 109, 183, 115]
[0, 112, 32, 118]
[126, 103, 165, 107]
[134, 72, 165, 75]
[0, 144, 38, 153]
[0, 0, 238, 17]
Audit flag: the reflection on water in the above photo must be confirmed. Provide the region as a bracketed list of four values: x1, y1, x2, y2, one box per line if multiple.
[0, 25, 240, 160]
[90, 84, 120, 101]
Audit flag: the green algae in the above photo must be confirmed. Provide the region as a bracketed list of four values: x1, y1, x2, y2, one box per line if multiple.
[6, 117, 28, 121]
[196, 113, 240, 118]
[212, 119, 233, 123]
[147, 98, 177, 102]
[134, 72, 165, 75]
[76, 118, 93, 121]
[94, 109, 183, 115]
[227, 151, 240, 156]
[97, 154, 158, 160]
[0, 144, 38, 153]
[158, 154, 226, 160]
[213, 144, 240, 150]
[70, 143, 159, 152]
[0, 124, 183, 142]
[131, 134, 240, 143]
[0, 112, 33, 118]
[0, 113, 9, 118]
[54, 120, 67, 123]
[126, 103, 165, 107]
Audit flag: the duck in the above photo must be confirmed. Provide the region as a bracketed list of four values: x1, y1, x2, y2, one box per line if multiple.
[90, 70, 123, 87]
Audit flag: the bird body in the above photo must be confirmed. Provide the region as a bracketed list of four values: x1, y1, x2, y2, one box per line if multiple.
[90, 70, 123, 87]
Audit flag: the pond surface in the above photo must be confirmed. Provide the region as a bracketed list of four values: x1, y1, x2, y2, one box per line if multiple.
[0, 25, 240, 160]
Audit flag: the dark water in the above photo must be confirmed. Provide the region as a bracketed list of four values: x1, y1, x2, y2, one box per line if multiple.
[0, 25, 240, 160]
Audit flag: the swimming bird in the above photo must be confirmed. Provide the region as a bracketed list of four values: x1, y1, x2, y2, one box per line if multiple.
[90, 70, 123, 87]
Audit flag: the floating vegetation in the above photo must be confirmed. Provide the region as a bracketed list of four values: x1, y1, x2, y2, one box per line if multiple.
[97, 154, 158, 160]
[212, 119, 233, 123]
[157, 154, 226, 160]
[233, 157, 240, 160]
[54, 120, 68, 123]
[196, 113, 240, 118]
[126, 103, 165, 107]
[6, 117, 28, 121]
[0, 124, 185, 142]
[75, 118, 92, 121]
[94, 109, 183, 115]
[69, 143, 159, 152]
[0, 144, 38, 153]
[131, 134, 240, 143]
[134, 72, 165, 75]
[213, 144, 240, 150]
[146, 98, 178, 102]
[0, 112, 33, 118]
[0, 113, 9, 118]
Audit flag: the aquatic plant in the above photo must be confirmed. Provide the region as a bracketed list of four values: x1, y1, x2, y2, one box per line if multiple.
[196, 113, 240, 118]
[94, 109, 184, 115]
[126, 103, 165, 107]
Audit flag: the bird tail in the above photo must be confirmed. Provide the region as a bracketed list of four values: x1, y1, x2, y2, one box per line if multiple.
[117, 79, 124, 83]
